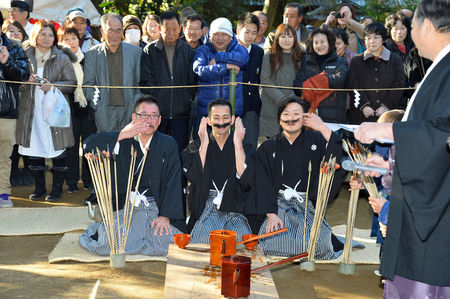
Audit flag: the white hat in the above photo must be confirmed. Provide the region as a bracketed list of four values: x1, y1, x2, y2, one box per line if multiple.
[209, 18, 233, 37]
[68, 10, 86, 21]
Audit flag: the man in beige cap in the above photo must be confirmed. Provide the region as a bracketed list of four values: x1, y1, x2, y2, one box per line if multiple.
[66, 10, 99, 53]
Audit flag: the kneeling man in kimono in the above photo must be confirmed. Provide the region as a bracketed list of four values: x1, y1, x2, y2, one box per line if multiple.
[182, 99, 253, 243]
[248, 98, 352, 258]
[80, 95, 187, 256]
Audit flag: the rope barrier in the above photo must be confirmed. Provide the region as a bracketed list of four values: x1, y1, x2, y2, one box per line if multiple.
[0, 79, 415, 92]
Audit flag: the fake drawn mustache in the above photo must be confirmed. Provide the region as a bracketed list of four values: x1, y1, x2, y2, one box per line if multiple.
[281, 119, 301, 125]
[212, 122, 231, 128]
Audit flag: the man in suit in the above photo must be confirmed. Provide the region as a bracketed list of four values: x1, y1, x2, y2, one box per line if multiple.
[264, 2, 311, 52]
[83, 13, 142, 133]
[236, 12, 264, 151]
[355, 0, 450, 296]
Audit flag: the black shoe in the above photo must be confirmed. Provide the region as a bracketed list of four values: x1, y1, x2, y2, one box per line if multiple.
[21, 168, 34, 186]
[29, 191, 46, 201]
[83, 192, 97, 205]
[67, 185, 79, 193]
[10, 168, 24, 187]
[45, 193, 62, 202]
[83, 181, 94, 190]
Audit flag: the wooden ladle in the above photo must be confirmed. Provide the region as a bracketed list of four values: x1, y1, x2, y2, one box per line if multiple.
[236, 227, 288, 245]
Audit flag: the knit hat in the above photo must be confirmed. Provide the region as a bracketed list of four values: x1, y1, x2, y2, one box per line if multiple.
[11, 0, 30, 12]
[209, 17, 233, 37]
[123, 15, 143, 36]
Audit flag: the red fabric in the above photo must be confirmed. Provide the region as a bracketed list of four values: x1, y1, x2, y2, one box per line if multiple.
[302, 72, 333, 113]
[28, 18, 61, 31]
[396, 43, 406, 54]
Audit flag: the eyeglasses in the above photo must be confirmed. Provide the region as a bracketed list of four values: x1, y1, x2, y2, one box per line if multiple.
[135, 113, 160, 120]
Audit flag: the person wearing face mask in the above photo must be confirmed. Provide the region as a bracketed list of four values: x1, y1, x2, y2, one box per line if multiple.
[259, 24, 303, 139]
[293, 29, 348, 124]
[347, 23, 405, 124]
[123, 15, 146, 49]
[182, 99, 253, 238]
[246, 98, 347, 257]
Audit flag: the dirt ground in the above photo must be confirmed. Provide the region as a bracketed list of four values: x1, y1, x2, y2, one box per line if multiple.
[1, 178, 384, 299]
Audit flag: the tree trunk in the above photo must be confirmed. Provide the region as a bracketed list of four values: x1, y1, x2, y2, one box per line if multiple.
[263, 0, 281, 33]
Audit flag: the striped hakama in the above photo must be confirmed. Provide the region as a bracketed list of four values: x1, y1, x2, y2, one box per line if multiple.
[80, 197, 182, 256]
[190, 190, 252, 244]
[259, 192, 362, 258]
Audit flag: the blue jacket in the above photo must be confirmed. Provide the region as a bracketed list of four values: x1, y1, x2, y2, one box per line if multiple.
[193, 34, 249, 116]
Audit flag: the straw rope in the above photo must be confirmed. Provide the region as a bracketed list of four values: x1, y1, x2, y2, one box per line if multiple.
[0, 79, 415, 92]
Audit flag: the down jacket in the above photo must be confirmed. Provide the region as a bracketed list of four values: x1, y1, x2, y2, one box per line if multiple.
[193, 34, 249, 117]
[0, 33, 30, 119]
[293, 51, 349, 123]
[16, 44, 77, 151]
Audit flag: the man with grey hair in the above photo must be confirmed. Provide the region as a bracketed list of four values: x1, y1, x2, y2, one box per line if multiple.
[83, 13, 142, 132]
[355, 0, 450, 297]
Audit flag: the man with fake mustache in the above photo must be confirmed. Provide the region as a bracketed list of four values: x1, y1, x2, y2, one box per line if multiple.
[181, 99, 254, 242]
[246, 98, 346, 257]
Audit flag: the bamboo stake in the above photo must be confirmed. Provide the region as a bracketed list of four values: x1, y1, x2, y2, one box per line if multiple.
[302, 161, 312, 253]
[113, 153, 122, 252]
[122, 147, 149, 248]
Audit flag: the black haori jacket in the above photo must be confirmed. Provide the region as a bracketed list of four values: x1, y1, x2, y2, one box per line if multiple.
[380, 51, 450, 286]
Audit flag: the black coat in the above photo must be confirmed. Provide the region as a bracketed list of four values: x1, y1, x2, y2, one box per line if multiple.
[115, 131, 187, 232]
[0, 33, 30, 119]
[347, 47, 405, 124]
[380, 51, 450, 286]
[293, 52, 348, 123]
[140, 38, 196, 118]
[242, 44, 263, 116]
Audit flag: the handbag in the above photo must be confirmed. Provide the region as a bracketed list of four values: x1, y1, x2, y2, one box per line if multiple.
[0, 70, 17, 116]
[42, 86, 71, 127]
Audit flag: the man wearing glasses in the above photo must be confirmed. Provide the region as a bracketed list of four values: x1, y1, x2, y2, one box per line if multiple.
[9, 0, 33, 37]
[80, 95, 187, 256]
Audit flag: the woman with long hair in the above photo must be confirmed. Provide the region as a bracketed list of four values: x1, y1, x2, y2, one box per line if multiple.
[259, 24, 303, 138]
[16, 20, 77, 201]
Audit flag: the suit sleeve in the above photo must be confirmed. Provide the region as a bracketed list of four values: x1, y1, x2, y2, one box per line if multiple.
[82, 50, 96, 109]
